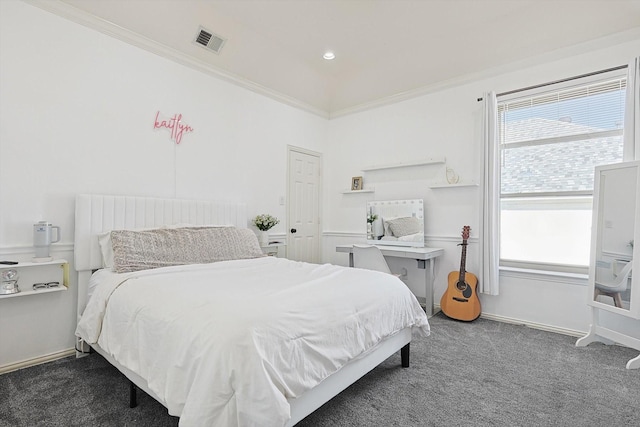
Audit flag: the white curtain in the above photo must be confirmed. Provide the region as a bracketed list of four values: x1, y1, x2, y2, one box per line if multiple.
[623, 56, 640, 161]
[478, 92, 500, 295]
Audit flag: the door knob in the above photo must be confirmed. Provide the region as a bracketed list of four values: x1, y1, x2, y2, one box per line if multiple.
[290, 228, 297, 233]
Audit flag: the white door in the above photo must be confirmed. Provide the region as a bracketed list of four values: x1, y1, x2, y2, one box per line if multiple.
[288, 147, 321, 263]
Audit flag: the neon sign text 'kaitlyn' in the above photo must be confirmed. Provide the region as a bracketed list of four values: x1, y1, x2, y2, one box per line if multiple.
[153, 111, 194, 144]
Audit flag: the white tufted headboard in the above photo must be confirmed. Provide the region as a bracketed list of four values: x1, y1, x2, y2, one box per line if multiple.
[74, 194, 247, 320]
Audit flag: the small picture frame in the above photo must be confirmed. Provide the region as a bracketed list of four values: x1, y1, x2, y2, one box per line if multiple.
[351, 176, 363, 191]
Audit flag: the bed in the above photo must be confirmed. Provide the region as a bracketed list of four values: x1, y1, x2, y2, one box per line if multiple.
[74, 194, 430, 426]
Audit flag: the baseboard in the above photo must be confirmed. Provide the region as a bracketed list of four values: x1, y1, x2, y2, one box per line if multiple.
[0, 348, 75, 375]
[480, 312, 585, 337]
[433, 304, 585, 338]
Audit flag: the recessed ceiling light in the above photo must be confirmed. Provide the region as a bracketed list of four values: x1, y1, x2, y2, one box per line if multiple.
[323, 51, 335, 60]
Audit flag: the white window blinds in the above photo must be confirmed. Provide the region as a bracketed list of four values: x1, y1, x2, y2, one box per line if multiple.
[499, 77, 627, 197]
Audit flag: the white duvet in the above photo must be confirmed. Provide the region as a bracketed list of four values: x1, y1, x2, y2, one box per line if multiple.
[76, 256, 429, 427]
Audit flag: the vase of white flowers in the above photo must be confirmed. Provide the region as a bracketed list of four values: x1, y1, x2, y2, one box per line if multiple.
[366, 213, 378, 240]
[253, 214, 280, 246]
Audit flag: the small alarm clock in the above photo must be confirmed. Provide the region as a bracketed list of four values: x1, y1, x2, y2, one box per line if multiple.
[1, 269, 20, 295]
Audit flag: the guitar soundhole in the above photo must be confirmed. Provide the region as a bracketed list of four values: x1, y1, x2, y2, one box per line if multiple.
[462, 285, 472, 298]
[457, 281, 472, 298]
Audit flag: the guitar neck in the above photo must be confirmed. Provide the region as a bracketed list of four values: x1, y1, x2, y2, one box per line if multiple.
[458, 241, 468, 282]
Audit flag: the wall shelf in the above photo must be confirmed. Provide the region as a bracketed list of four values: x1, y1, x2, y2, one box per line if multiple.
[341, 188, 375, 194]
[0, 259, 69, 299]
[429, 182, 479, 189]
[1, 284, 68, 299]
[361, 158, 446, 172]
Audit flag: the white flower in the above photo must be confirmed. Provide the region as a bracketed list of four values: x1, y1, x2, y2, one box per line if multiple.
[253, 214, 280, 231]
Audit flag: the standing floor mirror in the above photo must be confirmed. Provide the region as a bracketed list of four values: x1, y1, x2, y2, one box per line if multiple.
[576, 160, 640, 369]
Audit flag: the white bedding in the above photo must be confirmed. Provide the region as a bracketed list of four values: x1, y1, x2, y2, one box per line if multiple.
[76, 256, 429, 427]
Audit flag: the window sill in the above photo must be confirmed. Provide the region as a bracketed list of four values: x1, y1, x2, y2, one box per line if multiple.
[499, 266, 588, 285]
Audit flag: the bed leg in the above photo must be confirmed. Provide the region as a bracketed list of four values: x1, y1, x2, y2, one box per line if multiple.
[401, 343, 410, 368]
[129, 380, 138, 408]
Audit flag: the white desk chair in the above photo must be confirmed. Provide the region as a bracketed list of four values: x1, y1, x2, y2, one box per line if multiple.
[352, 244, 396, 275]
[594, 260, 633, 308]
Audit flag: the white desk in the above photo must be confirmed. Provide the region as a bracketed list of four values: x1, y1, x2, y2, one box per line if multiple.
[336, 245, 444, 316]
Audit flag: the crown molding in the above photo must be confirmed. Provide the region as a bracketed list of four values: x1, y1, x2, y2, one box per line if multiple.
[330, 27, 640, 119]
[23, 0, 330, 119]
[20, 1, 640, 121]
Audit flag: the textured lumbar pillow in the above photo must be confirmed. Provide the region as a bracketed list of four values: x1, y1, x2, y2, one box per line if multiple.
[110, 226, 263, 273]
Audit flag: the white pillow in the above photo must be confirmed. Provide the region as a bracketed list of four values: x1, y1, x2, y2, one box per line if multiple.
[382, 216, 399, 237]
[98, 231, 115, 268]
[385, 216, 422, 237]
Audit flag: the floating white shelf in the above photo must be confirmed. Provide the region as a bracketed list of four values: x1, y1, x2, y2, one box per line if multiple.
[0, 259, 67, 269]
[341, 188, 375, 194]
[429, 182, 479, 189]
[0, 259, 69, 299]
[0, 285, 68, 299]
[361, 158, 446, 172]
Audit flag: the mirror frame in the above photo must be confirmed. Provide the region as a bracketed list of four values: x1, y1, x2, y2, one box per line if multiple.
[366, 199, 425, 248]
[587, 160, 640, 319]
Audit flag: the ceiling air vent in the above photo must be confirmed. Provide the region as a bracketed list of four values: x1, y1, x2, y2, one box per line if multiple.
[194, 26, 226, 54]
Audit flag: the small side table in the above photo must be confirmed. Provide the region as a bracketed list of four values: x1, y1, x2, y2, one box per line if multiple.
[261, 242, 286, 257]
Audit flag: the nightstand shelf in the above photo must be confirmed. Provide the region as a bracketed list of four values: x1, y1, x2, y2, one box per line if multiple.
[261, 242, 286, 257]
[0, 259, 69, 299]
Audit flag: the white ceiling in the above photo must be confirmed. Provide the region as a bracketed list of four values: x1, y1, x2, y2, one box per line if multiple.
[54, 0, 640, 116]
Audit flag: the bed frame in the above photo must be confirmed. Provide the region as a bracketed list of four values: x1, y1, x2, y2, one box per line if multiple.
[74, 194, 412, 426]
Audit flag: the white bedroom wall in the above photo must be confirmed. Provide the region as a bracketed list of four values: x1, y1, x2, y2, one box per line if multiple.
[2, 0, 639, 370]
[0, 0, 326, 369]
[323, 33, 640, 337]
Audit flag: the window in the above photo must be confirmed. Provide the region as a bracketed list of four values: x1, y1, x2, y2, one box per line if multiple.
[498, 72, 627, 272]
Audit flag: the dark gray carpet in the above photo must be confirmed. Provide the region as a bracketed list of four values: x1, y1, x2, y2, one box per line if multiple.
[1, 314, 638, 427]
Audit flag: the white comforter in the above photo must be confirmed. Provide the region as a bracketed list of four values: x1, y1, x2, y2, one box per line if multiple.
[76, 257, 429, 427]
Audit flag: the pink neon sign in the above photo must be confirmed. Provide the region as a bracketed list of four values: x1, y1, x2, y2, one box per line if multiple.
[154, 111, 194, 144]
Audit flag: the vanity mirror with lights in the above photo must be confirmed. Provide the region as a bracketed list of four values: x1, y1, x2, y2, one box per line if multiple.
[576, 160, 640, 369]
[366, 199, 424, 247]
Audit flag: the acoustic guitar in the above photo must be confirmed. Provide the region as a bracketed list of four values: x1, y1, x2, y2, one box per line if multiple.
[440, 226, 481, 321]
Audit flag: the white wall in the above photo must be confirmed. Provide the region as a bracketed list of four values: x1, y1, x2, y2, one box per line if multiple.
[0, 0, 326, 369]
[323, 34, 640, 337]
[2, 0, 639, 369]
